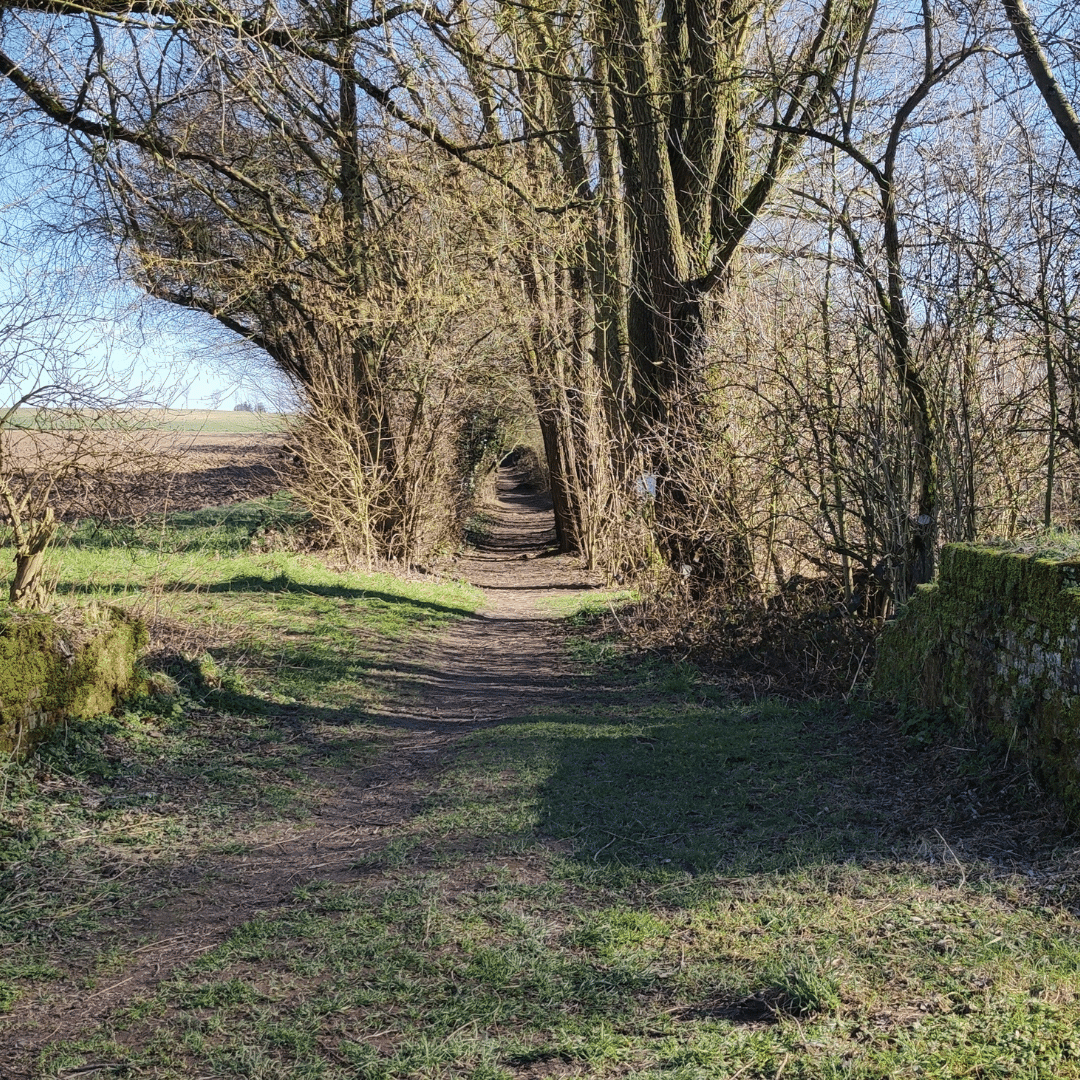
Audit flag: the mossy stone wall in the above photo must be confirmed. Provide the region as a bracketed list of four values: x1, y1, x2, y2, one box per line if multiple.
[875, 544, 1080, 820]
[0, 611, 147, 756]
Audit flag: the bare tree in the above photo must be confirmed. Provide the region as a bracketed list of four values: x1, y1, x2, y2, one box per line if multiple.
[1002, 0, 1080, 163]
[0, 241, 168, 606]
[0, 0, 879, 583]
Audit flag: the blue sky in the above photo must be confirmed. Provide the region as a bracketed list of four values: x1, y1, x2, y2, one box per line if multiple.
[0, 134, 288, 413]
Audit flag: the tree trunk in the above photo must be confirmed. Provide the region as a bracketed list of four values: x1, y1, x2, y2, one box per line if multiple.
[9, 508, 56, 609]
[536, 405, 581, 554]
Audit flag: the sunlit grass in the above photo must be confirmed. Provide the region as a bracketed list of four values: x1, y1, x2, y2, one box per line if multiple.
[28, 660, 1080, 1079]
[0, 495, 481, 961]
[5, 507, 1080, 1078]
[36, 493, 482, 710]
[539, 587, 637, 620]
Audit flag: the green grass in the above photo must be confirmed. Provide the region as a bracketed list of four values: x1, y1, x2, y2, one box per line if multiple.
[26, 650, 1080, 1079]
[7, 407, 286, 435]
[980, 529, 1080, 562]
[146, 408, 287, 434]
[539, 587, 637, 621]
[42, 493, 481, 710]
[5, 516, 1080, 1078]
[0, 495, 481, 950]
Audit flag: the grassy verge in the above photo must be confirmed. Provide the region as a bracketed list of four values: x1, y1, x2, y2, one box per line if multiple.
[28, 640, 1080, 1078]
[538, 588, 637, 621]
[146, 409, 288, 434]
[0, 497, 481, 978]
[48, 494, 481, 714]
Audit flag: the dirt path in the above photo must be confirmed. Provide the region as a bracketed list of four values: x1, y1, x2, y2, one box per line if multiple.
[1, 465, 596, 1075]
[369, 467, 598, 730]
[7, 469, 1080, 1079]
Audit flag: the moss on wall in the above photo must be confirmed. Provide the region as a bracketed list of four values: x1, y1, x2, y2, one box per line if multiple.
[0, 609, 147, 756]
[875, 543, 1080, 820]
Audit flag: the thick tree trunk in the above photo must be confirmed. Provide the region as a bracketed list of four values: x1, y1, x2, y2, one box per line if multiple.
[1002, 0, 1080, 167]
[9, 508, 56, 609]
[518, 237, 614, 563]
[879, 177, 938, 587]
[536, 406, 581, 554]
[635, 287, 755, 589]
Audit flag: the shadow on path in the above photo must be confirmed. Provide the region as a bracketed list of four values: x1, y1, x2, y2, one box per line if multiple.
[365, 464, 602, 729]
[368, 463, 1077, 886]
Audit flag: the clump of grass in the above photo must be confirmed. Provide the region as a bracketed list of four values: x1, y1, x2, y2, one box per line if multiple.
[766, 954, 844, 1016]
[979, 528, 1080, 561]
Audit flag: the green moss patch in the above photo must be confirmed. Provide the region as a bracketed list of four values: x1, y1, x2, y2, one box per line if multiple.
[875, 542, 1080, 820]
[0, 608, 146, 756]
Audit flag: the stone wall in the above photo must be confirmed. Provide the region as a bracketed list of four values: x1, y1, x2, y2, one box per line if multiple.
[875, 544, 1080, 820]
[0, 609, 147, 756]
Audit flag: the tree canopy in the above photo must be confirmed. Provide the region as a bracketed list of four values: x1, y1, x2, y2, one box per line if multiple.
[2, 0, 1080, 606]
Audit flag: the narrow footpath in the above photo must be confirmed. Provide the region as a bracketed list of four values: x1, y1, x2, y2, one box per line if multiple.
[7, 467, 1078, 1080]
[370, 465, 599, 730]
[1, 464, 596, 1072]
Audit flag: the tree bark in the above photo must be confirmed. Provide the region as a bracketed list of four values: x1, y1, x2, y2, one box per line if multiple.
[1002, 0, 1080, 166]
[8, 508, 56, 609]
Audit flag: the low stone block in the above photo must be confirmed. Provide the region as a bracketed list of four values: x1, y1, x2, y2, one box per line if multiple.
[874, 543, 1080, 821]
[0, 609, 147, 757]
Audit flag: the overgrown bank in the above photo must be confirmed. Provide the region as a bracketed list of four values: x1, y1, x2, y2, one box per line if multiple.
[0, 608, 145, 756]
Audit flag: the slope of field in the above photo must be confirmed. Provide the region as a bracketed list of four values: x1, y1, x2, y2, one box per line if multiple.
[2, 409, 287, 516]
[136, 410, 288, 511]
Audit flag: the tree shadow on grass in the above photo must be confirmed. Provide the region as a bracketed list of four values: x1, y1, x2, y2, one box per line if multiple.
[193, 573, 474, 619]
[531, 701, 888, 876]
[59, 572, 475, 620]
[406, 694, 1077, 889]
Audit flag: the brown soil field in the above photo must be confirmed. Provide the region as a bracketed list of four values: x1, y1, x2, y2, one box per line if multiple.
[137, 429, 284, 512]
[2, 424, 285, 520]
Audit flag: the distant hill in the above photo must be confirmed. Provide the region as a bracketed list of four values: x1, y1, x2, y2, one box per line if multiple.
[5, 408, 288, 435]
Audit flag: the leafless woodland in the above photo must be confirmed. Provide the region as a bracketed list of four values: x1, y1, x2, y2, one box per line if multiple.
[2, 0, 1080, 624]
